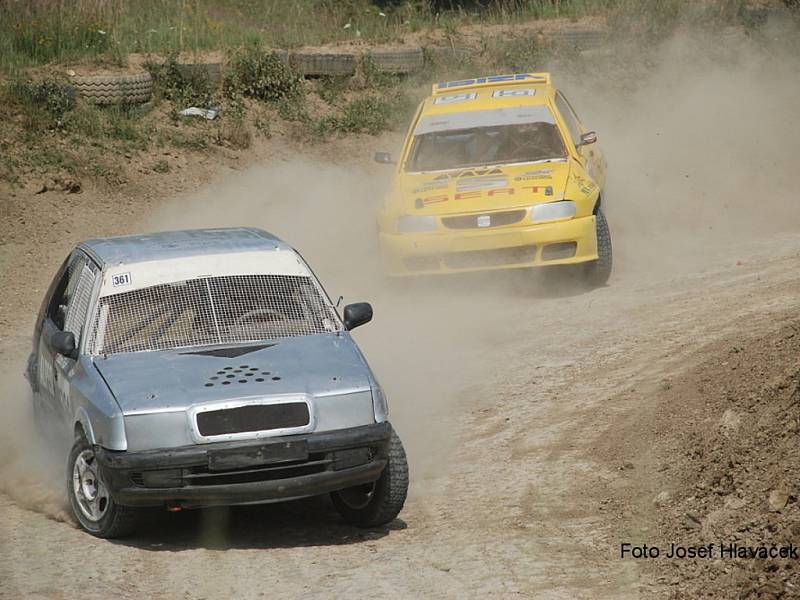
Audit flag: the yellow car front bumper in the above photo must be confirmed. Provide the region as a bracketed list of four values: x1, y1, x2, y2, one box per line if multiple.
[379, 215, 598, 276]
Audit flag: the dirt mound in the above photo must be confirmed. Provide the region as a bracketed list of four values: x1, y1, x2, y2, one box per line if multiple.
[648, 322, 800, 597]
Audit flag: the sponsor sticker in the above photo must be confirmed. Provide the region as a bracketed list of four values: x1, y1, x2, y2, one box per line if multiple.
[433, 92, 477, 105]
[492, 89, 536, 97]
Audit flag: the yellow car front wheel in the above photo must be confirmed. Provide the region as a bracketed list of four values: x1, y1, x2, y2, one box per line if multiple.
[583, 208, 612, 287]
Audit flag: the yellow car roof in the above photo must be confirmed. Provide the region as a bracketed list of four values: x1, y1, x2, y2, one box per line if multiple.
[422, 72, 555, 116]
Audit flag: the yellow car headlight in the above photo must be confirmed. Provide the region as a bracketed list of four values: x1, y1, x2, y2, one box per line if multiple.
[530, 201, 576, 223]
[397, 215, 437, 233]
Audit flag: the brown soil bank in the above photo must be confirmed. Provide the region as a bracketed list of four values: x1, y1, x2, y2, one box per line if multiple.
[628, 323, 800, 597]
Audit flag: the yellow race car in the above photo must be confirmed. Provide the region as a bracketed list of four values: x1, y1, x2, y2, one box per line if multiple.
[375, 72, 611, 285]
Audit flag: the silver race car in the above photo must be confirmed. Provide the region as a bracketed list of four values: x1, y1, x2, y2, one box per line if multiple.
[25, 227, 408, 538]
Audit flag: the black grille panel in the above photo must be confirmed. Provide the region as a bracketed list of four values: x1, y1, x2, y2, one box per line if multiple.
[126, 445, 381, 489]
[441, 209, 527, 230]
[185, 454, 329, 486]
[196, 402, 310, 436]
[443, 245, 537, 269]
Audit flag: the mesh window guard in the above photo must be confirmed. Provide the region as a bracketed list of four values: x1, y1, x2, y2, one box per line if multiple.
[88, 274, 340, 355]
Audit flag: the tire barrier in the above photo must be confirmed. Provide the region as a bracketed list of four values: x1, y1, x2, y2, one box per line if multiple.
[69, 31, 626, 103]
[365, 47, 425, 73]
[289, 51, 357, 76]
[71, 71, 153, 105]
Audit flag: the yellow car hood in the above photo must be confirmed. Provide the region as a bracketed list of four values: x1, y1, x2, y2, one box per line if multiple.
[396, 160, 571, 216]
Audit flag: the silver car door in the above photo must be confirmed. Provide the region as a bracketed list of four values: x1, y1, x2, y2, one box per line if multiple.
[38, 252, 97, 421]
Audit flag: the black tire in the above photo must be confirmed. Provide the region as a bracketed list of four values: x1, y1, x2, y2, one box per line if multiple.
[584, 207, 612, 287]
[331, 428, 409, 527]
[290, 51, 356, 76]
[365, 47, 424, 74]
[67, 434, 137, 538]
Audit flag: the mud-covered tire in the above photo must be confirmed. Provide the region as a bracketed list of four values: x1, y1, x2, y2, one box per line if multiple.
[71, 71, 153, 105]
[67, 434, 137, 538]
[584, 207, 612, 287]
[331, 427, 409, 527]
[290, 51, 356, 76]
[365, 47, 424, 73]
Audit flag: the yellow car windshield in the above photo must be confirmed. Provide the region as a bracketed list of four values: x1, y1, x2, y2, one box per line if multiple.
[407, 122, 567, 172]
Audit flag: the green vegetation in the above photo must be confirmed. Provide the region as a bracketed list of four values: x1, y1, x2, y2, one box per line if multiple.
[223, 47, 302, 103]
[0, 1, 754, 74]
[317, 95, 413, 136]
[0, 0, 779, 189]
[146, 56, 214, 107]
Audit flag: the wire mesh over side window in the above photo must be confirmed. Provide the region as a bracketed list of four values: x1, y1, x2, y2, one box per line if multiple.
[87, 274, 341, 355]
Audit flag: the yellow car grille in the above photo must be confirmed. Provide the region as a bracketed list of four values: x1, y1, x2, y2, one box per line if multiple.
[441, 209, 527, 230]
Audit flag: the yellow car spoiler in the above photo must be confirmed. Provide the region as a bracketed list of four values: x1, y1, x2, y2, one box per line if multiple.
[431, 72, 551, 95]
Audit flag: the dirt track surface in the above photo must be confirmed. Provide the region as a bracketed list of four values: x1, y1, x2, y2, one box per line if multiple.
[1, 161, 798, 598]
[2, 29, 800, 600]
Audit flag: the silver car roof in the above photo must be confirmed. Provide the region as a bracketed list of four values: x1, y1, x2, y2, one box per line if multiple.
[78, 227, 291, 267]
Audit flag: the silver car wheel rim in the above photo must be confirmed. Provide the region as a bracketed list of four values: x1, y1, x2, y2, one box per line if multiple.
[72, 449, 109, 522]
[338, 482, 376, 510]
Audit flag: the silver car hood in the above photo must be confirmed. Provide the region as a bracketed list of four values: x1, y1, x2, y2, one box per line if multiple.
[93, 333, 372, 415]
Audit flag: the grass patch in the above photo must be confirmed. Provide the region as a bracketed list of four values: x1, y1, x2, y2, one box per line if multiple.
[316, 93, 413, 137]
[3, 78, 76, 130]
[168, 128, 209, 150]
[152, 159, 170, 173]
[481, 34, 550, 73]
[146, 56, 215, 108]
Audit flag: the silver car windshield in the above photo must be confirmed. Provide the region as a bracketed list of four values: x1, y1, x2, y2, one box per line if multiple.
[87, 274, 341, 355]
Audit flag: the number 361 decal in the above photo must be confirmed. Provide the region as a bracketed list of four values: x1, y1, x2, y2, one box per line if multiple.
[111, 272, 131, 287]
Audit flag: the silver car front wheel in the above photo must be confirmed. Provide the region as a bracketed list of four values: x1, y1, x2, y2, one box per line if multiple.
[67, 434, 137, 538]
[72, 449, 110, 522]
[331, 427, 408, 527]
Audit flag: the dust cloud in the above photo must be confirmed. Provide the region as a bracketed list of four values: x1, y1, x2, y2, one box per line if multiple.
[1, 18, 799, 524]
[554, 24, 800, 278]
[145, 22, 800, 489]
[0, 359, 73, 524]
[148, 159, 513, 484]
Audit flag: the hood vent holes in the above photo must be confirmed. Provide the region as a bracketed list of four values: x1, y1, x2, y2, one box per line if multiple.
[204, 365, 279, 387]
